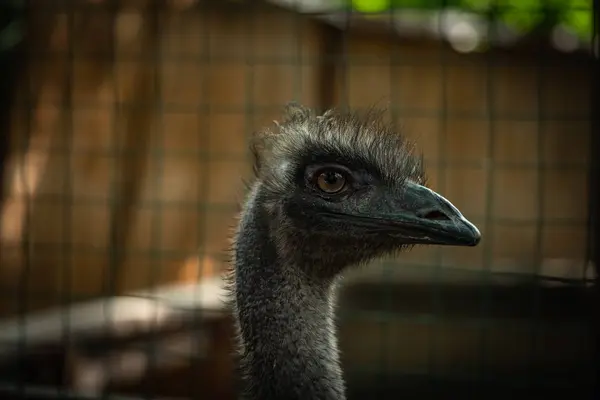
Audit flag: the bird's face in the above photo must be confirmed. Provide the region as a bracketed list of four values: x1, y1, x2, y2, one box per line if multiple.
[255, 104, 481, 270]
[283, 160, 480, 246]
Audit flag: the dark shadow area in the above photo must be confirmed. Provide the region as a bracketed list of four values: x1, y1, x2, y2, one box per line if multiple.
[346, 374, 596, 400]
[0, 2, 24, 201]
[339, 281, 594, 321]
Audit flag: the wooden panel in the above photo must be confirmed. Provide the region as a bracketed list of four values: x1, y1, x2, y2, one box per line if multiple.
[0, 0, 591, 306]
[0, 2, 324, 315]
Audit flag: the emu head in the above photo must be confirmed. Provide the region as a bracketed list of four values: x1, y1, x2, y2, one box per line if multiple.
[251, 103, 481, 275]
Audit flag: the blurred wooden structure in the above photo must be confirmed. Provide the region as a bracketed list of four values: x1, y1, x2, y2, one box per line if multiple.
[1, 0, 592, 313]
[0, 0, 325, 314]
[0, 0, 594, 399]
[0, 277, 236, 399]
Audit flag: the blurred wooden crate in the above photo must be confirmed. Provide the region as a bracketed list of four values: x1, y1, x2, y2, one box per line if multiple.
[0, 278, 236, 400]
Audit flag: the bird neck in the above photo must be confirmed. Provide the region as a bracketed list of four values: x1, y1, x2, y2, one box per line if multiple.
[231, 184, 346, 400]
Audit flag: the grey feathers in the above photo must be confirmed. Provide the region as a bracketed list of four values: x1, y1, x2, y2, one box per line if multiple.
[229, 102, 439, 400]
[251, 103, 427, 195]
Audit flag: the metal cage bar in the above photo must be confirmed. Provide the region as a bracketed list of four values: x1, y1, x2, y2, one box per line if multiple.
[0, 0, 596, 399]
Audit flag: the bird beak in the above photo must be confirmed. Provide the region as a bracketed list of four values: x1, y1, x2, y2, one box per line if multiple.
[385, 181, 481, 247]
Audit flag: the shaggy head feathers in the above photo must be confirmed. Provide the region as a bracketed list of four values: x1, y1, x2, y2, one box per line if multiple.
[250, 102, 426, 195]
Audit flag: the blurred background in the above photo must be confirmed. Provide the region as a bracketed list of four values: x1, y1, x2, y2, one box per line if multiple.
[0, 0, 596, 399]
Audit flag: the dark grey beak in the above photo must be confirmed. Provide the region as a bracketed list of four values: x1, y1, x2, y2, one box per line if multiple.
[386, 181, 481, 247]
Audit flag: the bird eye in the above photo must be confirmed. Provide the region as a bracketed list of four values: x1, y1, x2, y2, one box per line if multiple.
[316, 170, 347, 194]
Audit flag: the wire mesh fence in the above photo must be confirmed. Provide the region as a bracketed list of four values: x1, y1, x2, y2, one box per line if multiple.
[0, 0, 597, 399]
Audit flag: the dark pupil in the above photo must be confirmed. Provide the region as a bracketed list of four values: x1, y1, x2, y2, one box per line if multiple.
[324, 172, 339, 185]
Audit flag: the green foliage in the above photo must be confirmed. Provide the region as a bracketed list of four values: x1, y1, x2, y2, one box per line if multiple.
[351, 0, 592, 42]
[0, 0, 25, 52]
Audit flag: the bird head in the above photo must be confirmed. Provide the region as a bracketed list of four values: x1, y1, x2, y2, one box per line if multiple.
[251, 103, 481, 273]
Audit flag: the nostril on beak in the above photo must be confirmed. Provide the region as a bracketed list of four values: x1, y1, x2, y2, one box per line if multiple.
[419, 209, 450, 221]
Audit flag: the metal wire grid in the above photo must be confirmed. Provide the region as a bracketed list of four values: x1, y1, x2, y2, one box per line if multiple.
[332, 2, 595, 395]
[0, 0, 597, 399]
[590, 1, 599, 398]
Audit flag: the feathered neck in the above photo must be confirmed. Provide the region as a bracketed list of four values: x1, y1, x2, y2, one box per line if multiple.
[230, 183, 346, 400]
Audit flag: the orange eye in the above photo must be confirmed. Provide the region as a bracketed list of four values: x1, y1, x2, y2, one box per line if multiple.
[316, 170, 347, 194]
